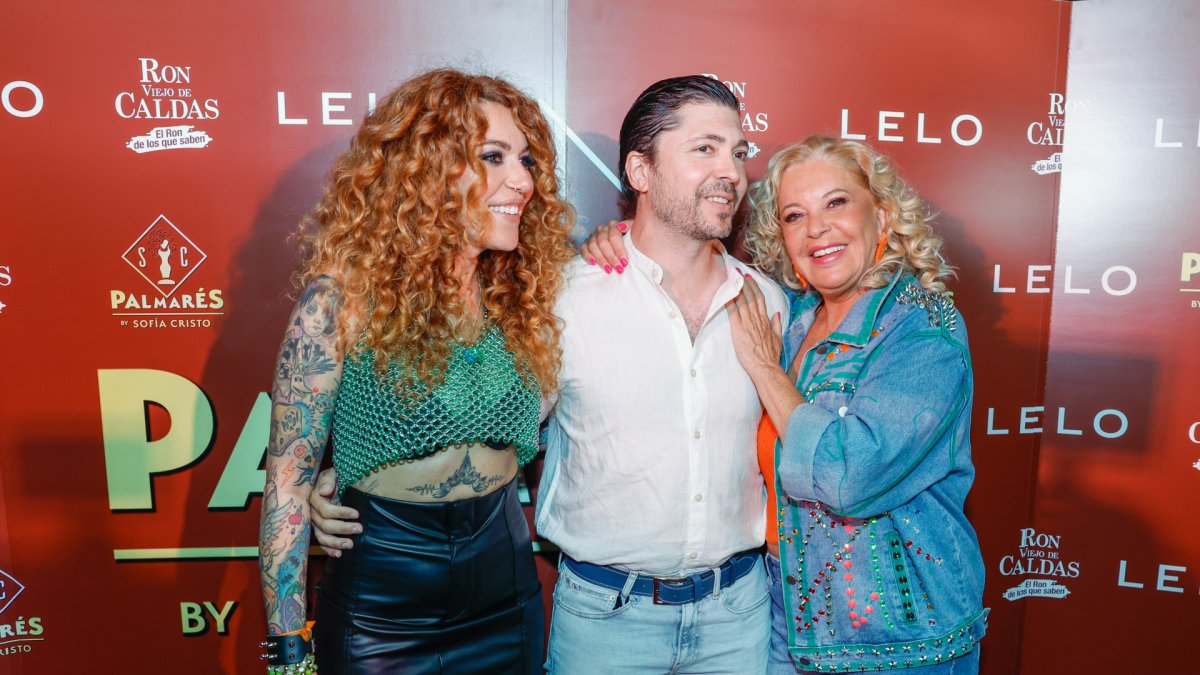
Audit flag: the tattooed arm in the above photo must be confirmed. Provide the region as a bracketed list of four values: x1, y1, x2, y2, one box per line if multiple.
[258, 276, 344, 636]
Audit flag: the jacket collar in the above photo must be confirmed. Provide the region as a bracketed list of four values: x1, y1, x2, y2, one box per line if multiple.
[783, 272, 909, 363]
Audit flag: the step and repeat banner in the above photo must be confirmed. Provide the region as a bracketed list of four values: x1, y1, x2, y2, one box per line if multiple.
[1020, 2, 1200, 672]
[0, 1, 1194, 672]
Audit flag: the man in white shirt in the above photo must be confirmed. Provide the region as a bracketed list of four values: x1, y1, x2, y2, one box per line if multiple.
[539, 76, 786, 673]
[309, 76, 787, 672]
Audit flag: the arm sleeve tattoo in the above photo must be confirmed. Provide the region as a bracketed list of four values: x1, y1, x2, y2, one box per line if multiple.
[258, 275, 343, 635]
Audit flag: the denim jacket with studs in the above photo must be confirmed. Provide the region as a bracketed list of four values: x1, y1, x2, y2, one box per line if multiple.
[773, 272, 987, 672]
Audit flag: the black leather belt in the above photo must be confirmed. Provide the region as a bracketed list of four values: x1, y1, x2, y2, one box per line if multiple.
[562, 550, 762, 605]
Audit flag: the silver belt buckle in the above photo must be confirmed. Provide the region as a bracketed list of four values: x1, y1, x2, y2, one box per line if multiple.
[652, 576, 687, 605]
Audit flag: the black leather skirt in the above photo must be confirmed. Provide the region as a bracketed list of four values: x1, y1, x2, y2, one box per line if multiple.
[314, 476, 544, 674]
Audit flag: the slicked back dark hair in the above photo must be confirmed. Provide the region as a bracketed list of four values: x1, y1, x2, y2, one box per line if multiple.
[618, 75, 741, 206]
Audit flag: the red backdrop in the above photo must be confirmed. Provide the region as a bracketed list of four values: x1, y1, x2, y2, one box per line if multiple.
[0, 1, 1194, 672]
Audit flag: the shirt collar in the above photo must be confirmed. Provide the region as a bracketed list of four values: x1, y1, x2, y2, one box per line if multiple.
[624, 231, 663, 284]
[625, 232, 748, 289]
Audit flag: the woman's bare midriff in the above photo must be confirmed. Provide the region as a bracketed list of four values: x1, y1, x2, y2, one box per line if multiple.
[350, 442, 518, 502]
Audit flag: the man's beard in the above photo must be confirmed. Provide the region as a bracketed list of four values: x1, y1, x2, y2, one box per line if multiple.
[649, 176, 738, 242]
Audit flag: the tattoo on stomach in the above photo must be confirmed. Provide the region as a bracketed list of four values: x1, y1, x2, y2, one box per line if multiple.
[407, 451, 505, 498]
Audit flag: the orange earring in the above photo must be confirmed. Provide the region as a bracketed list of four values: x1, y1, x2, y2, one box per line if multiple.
[791, 263, 809, 289]
[874, 232, 888, 263]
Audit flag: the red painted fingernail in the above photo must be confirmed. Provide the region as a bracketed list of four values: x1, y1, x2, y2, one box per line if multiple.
[620, 257, 628, 267]
[603, 265, 612, 274]
[588, 257, 596, 265]
[615, 265, 624, 274]
[617, 222, 628, 232]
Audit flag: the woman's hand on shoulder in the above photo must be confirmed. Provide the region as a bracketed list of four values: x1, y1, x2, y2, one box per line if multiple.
[726, 274, 783, 378]
[579, 220, 630, 274]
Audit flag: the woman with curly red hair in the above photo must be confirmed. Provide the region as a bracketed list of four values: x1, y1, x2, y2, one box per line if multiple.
[257, 69, 573, 674]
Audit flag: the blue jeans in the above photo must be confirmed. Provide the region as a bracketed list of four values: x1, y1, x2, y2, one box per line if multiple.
[767, 554, 979, 674]
[546, 556, 770, 674]
[766, 553, 793, 674]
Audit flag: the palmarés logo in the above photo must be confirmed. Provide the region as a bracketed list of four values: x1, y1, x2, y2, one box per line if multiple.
[121, 215, 207, 298]
[116, 58, 217, 153]
[112, 215, 223, 329]
[0, 569, 45, 656]
[702, 73, 769, 159]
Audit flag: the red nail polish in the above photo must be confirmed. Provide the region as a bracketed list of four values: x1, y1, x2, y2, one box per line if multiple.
[617, 222, 628, 232]
[603, 265, 612, 274]
[588, 257, 596, 265]
[620, 257, 628, 267]
[615, 265, 624, 274]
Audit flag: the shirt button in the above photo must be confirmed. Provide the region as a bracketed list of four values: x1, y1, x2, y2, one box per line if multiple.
[694, 493, 703, 502]
[816, 344, 828, 355]
[690, 369, 697, 378]
[688, 552, 699, 560]
[693, 430, 701, 440]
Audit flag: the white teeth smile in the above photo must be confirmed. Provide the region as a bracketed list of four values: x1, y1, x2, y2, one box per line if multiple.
[706, 196, 730, 204]
[812, 245, 846, 258]
[489, 205, 520, 216]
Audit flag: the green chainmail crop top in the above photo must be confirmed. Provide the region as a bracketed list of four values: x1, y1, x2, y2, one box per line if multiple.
[330, 323, 541, 496]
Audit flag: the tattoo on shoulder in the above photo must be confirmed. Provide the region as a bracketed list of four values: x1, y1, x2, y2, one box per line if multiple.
[408, 452, 505, 498]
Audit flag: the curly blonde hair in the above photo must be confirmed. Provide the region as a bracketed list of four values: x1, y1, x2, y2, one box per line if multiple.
[295, 69, 574, 391]
[745, 135, 952, 294]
